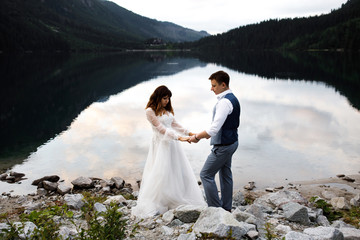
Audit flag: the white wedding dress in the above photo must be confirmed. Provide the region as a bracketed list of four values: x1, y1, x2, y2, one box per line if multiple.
[131, 108, 206, 218]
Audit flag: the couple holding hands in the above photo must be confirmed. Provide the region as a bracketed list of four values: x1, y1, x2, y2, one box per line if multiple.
[132, 70, 241, 218]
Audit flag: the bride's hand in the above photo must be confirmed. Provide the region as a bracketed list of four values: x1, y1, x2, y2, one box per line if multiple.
[178, 136, 190, 142]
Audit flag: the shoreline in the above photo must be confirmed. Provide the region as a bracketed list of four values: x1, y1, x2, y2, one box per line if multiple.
[1, 173, 360, 239]
[1, 172, 359, 217]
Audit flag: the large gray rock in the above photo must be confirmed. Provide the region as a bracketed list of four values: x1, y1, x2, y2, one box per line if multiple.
[32, 175, 60, 185]
[0, 173, 8, 180]
[340, 227, 360, 240]
[193, 207, 254, 239]
[15, 221, 37, 239]
[331, 197, 350, 210]
[275, 224, 292, 234]
[94, 202, 107, 213]
[57, 183, 72, 195]
[304, 226, 344, 240]
[174, 205, 206, 223]
[177, 232, 196, 240]
[331, 220, 355, 229]
[282, 202, 310, 225]
[103, 195, 127, 205]
[255, 190, 307, 209]
[71, 176, 93, 189]
[64, 194, 85, 210]
[285, 231, 314, 240]
[232, 191, 246, 207]
[161, 226, 174, 236]
[232, 208, 255, 222]
[23, 202, 43, 211]
[99, 179, 114, 188]
[0, 222, 10, 232]
[322, 191, 338, 200]
[317, 215, 330, 227]
[350, 194, 360, 207]
[111, 177, 125, 189]
[162, 209, 175, 224]
[43, 180, 58, 191]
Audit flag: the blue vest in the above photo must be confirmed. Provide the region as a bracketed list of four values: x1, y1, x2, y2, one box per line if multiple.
[210, 93, 240, 145]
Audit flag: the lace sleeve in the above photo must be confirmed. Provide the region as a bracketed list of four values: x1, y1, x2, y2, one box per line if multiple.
[145, 108, 179, 140]
[172, 118, 189, 136]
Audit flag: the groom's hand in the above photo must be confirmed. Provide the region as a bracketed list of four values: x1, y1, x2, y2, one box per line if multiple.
[188, 135, 200, 143]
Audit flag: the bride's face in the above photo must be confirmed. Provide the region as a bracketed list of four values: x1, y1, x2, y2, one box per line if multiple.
[161, 96, 170, 108]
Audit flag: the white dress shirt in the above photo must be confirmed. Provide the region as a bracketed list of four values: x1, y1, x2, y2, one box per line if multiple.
[206, 89, 233, 137]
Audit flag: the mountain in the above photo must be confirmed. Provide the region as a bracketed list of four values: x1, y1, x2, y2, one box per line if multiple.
[0, 0, 209, 52]
[188, 0, 360, 51]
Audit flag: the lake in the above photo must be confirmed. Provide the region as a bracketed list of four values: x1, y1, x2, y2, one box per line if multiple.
[1, 51, 360, 195]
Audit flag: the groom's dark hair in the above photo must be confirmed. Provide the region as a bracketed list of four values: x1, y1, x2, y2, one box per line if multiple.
[209, 70, 230, 87]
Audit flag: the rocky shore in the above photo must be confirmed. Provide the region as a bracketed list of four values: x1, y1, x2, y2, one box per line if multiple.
[1, 172, 360, 239]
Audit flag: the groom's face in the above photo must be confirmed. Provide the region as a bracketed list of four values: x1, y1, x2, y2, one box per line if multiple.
[210, 79, 226, 95]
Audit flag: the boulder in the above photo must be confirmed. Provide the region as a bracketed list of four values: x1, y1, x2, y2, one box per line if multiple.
[161, 226, 174, 236]
[254, 190, 307, 208]
[275, 224, 292, 234]
[43, 180, 58, 191]
[37, 188, 47, 196]
[71, 176, 93, 189]
[177, 232, 196, 240]
[340, 227, 360, 240]
[232, 208, 255, 222]
[111, 177, 125, 189]
[94, 202, 107, 213]
[57, 184, 72, 195]
[282, 202, 310, 225]
[285, 231, 314, 240]
[10, 172, 25, 178]
[162, 209, 175, 224]
[64, 194, 85, 210]
[331, 197, 350, 210]
[322, 191, 338, 200]
[304, 226, 344, 240]
[192, 207, 254, 239]
[99, 179, 114, 188]
[317, 215, 330, 227]
[350, 194, 360, 207]
[0, 173, 7, 180]
[174, 205, 206, 223]
[32, 175, 60, 185]
[232, 191, 246, 206]
[103, 195, 127, 205]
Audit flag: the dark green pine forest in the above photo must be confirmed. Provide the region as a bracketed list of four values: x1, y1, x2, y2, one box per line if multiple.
[187, 0, 360, 51]
[0, 0, 359, 52]
[0, 0, 209, 52]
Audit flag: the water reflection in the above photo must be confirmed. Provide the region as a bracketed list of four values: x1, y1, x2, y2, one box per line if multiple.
[2, 62, 360, 195]
[0, 52, 205, 163]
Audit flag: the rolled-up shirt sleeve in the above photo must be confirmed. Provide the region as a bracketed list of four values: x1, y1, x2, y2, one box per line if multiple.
[206, 98, 233, 137]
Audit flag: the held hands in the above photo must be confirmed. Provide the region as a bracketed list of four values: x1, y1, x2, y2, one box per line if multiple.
[178, 133, 200, 143]
[178, 136, 191, 142]
[188, 134, 200, 143]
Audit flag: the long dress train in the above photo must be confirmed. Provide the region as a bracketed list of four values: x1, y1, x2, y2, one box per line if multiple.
[131, 108, 206, 218]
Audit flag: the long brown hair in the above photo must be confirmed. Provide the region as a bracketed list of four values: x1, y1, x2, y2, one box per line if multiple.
[146, 85, 174, 116]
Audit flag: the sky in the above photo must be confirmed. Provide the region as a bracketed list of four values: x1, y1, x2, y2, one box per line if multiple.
[111, 0, 348, 34]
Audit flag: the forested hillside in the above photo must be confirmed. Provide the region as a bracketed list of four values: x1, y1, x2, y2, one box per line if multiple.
[0, 0, 209, 52]
[188, 0, 360, 51]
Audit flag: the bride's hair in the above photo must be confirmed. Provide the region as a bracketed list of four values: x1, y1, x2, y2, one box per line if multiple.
[146, 85, 174, 116]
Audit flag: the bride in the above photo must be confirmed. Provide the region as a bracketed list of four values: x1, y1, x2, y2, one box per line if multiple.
[131, 85, 206, 218]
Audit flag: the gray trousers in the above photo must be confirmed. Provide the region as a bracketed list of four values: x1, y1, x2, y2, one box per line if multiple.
[200, 141, 238, 211]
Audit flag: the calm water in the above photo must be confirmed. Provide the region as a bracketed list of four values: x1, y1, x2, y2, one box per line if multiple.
[1, 52, 360, 195]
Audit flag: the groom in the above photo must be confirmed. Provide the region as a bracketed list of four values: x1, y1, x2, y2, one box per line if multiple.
[188, 70, 240, 212]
